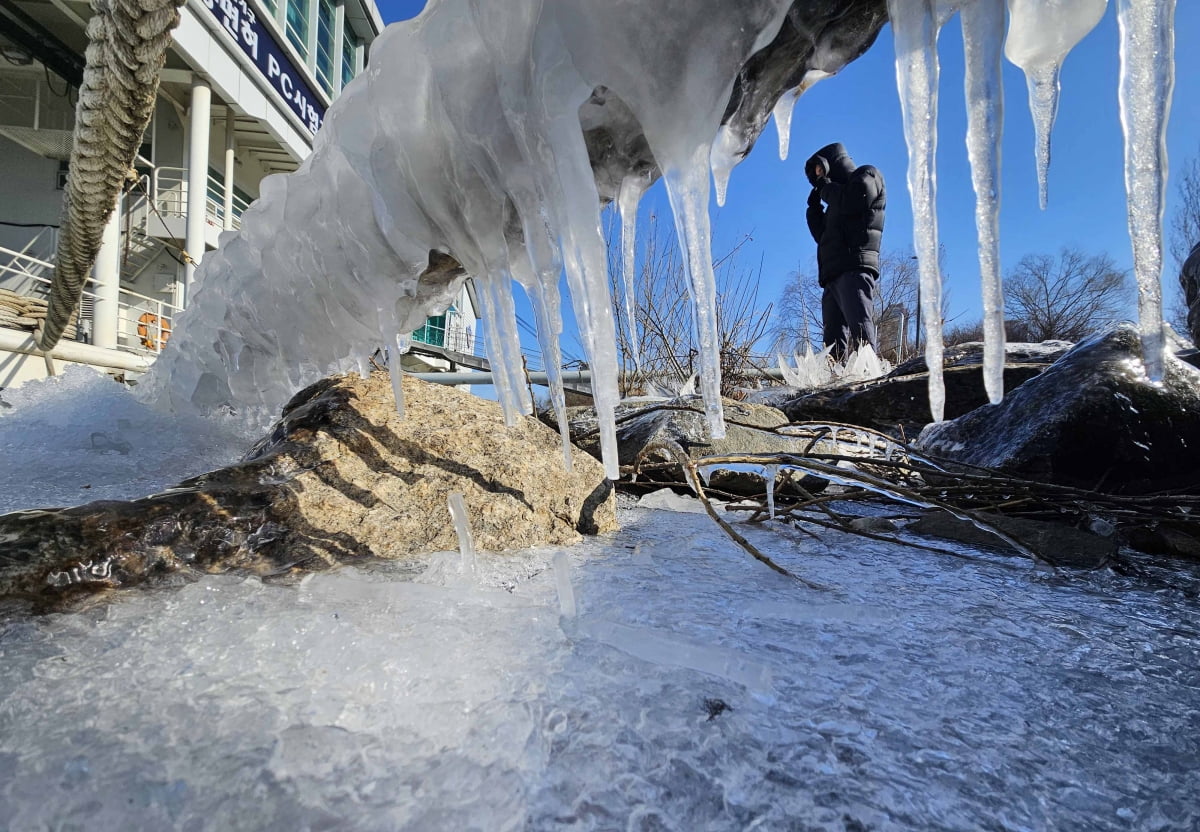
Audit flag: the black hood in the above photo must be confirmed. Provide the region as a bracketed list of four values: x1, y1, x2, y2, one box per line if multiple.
[806, 142, 856, 184]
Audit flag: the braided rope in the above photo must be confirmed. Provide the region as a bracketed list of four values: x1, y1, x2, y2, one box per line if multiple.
[38, 0, 185, 351]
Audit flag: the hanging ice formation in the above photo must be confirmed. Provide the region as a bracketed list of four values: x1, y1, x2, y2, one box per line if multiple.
[889, 0, 1175, 417]
[140, 0, 1177, 478]
[140, 0, 802, 481]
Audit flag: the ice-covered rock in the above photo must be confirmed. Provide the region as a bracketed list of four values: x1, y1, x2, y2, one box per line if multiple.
[916, 324, 1200, 494]
[558, 396, 831, 496]
[776, 357, 1054, 439]
[0, 374, 615, 602]
[908, 509, 1115, 568]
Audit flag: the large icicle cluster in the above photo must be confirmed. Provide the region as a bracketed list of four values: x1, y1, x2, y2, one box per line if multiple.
[142, 0, 1177, 481]
[888, 0, 1176, 418]
[140, 0, 806, 479]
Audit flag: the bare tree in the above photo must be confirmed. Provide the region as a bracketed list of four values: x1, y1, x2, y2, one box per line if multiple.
[607, 212, 772, 398]
[1170, 148, 1200, 268]
[770, 247, 938, 363]
[1004, 248, 1130, 342]
[944, 318, 1032, 346]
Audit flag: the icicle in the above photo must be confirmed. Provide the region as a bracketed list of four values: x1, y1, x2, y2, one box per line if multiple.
[960, 0, 1007, 404]
[1004, 0, 1108, 209]
[474, 273, 529, 427]
[662, 154, 727, 440]
[1117, 0, 1175, 381]
[888, 0, 947, 422]
[617, 175, 647, 371]
[764, 464, 778, 519]
[772, 69, 831, 162]
[543, 116, 622, 480]
[773, 88, 801, 162]
[511, 253, 574, 472]
[355, 354, 372, 379]
[710, 125, 742, 208]
[552, 551, 577, 619]
[447, 492, 478, 580]
[378, 305, 406, 419]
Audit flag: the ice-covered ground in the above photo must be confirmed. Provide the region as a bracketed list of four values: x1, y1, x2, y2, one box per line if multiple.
[2, 489, 1198, 831]
[0, 368, 245, 514]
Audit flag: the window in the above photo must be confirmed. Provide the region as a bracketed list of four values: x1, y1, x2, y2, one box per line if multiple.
[285, 0, 309, 59]
[315, 0, 335, 94]
[412, 315, 446, 348]
[260, 0, 277, 15]
[341, 29, 358, 89]
[55, 160, 69, 190]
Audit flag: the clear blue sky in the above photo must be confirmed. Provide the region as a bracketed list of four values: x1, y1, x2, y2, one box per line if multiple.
[375, 0, 1199, 360]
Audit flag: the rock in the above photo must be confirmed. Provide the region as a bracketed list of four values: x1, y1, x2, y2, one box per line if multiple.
[916, 324, 1200, 494]
[0, 373, 615, 602]
[741, 386, 808, 410]
[556, 396, 830, 496]
[778, 362, 1050, 439]
[1122, 524, 1200, 563]
[886, 340, 1073, 378]
[907, 510, 1115, 569]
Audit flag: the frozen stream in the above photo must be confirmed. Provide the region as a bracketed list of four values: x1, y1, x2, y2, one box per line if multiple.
[2, 495, 1198, 830]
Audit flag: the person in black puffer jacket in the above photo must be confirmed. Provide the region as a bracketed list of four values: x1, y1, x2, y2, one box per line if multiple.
[1182, 241, 1200, 348]
[804, 142, 886, 361]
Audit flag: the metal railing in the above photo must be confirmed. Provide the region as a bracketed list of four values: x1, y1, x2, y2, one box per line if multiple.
[146, 167, 248, 231]
[0, 245, 180, 357]
[411, 317, 487, 359]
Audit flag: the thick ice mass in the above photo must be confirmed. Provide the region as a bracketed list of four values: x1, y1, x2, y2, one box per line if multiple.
[138, 0, 799, 479]
[126, 0, 1175, 462]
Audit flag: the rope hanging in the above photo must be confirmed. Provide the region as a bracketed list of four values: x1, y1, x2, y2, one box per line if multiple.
[38, 0, 185, 351]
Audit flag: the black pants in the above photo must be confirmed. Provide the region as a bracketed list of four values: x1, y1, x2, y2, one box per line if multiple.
[822, 269, 878, 361]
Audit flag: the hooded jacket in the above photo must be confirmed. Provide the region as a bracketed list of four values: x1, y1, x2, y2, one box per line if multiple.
[1184, 241, 1200, 346]
[804, 142, 886, 286]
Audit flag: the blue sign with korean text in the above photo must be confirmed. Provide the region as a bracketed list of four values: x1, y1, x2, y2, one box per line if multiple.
[200, 0, 326, 135]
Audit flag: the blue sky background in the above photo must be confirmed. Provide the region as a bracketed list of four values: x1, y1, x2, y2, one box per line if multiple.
[375, 0, 1200, 364]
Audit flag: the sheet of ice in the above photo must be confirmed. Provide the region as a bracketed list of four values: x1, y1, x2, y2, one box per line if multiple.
[888, 0, 947, 422]
[573, 617, 775, 696]
[552, 550, 576, 619]
[2, 505, 1198, 829]
[0, 367, 243, 513]
[1004, 0, 1108, 209]
[1116, 0, 1175, 381]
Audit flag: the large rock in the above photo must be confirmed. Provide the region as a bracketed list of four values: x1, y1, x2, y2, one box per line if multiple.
[0, 374, 615, 602]
[557, 396, 831, 496]
[907, 510, 1115, 569]
[777, 341, 1068, 438]
[916, 325, 1200, 494]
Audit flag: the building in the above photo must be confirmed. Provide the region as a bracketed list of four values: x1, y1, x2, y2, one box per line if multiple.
[0, 0, 481, 389]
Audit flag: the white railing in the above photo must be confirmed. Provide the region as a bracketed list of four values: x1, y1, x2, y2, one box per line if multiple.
[0, 247, 180, 357]
[151, 166, 187, 218]
[148, 167, 248, 230]
[206, 172, 249, 230]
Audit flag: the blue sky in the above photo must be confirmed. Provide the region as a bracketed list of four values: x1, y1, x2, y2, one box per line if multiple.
[376, 0, 1200, 361]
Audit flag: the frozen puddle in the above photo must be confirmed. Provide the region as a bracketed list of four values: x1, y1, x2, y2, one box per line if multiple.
[1, 505, 1198, 830]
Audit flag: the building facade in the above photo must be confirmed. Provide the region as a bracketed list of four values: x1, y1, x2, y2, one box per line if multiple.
[0, 0, 480, 389]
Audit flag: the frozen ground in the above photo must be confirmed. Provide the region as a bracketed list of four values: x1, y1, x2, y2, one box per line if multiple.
[2, 485, 1199, 830]
[0, 368, 246, 514]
